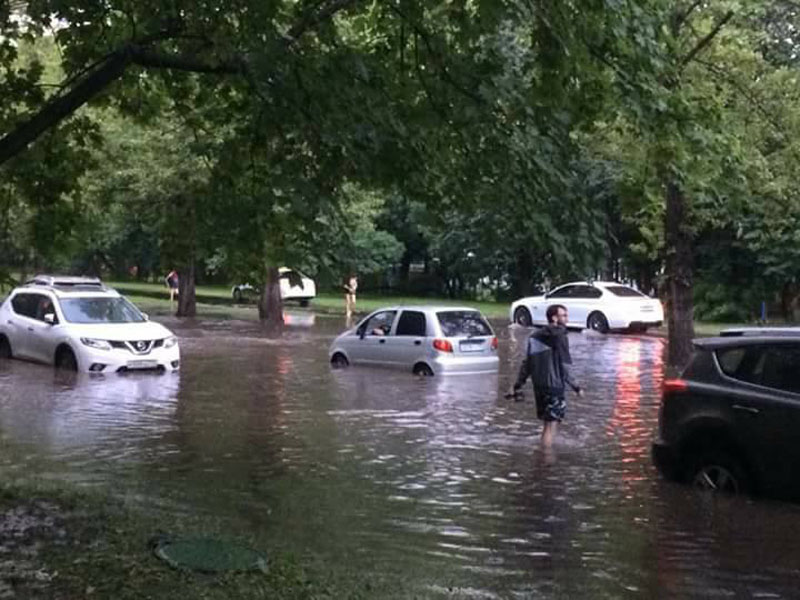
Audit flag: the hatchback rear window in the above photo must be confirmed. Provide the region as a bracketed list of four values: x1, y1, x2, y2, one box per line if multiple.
[437, 311, 492, 337]
[605, 286, 645, 297]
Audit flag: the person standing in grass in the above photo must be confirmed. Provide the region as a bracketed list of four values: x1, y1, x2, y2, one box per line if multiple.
[511, 304, 583, 447]
[165, 269, 179, 304]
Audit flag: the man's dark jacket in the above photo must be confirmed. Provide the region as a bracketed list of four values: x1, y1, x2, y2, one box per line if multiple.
[513, 324, 580, 394]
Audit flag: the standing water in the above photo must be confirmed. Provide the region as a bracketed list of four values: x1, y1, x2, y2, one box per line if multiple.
[1, 313, 800, 597]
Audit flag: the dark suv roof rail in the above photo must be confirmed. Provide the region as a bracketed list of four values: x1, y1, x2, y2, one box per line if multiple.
[720, 327, 800, 338]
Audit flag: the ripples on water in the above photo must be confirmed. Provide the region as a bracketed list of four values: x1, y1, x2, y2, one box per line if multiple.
[1, 314, 800, 597]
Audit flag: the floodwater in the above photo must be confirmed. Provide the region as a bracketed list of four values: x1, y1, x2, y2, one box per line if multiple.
[2, 313, 800, 598]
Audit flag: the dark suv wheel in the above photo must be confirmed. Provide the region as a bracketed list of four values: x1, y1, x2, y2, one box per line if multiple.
[687, 449, 750, 495]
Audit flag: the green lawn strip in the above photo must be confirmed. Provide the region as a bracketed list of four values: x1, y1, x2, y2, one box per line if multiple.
[1, 278, 774, 333]
[312, 293, 509, 319]
[0, 480, 397, 599]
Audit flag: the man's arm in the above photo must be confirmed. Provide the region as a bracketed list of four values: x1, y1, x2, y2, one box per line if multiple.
[562, 362, 581, 394]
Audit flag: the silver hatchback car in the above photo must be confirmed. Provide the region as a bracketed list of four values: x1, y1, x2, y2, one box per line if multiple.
[329, 306, 499, 375]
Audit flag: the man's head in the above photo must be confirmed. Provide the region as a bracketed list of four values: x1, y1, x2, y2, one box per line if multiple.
[546, 304, 568, 326]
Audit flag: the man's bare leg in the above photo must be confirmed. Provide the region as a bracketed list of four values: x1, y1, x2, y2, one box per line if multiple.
[541, 421, 557, 447]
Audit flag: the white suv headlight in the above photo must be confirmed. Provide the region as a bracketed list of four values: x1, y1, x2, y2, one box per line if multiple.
[80, 337, 111, 351]
[163, 336, 178, 349]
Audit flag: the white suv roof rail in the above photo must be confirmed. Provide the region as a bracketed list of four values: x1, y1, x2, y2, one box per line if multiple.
[25, 274, 106, 290]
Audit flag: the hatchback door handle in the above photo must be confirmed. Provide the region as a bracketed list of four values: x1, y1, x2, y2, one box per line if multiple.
[733, 404, 760, 415]
[414, 340, 422, 345]
[27, 327, 33, 332]
[379, 339, 385, 344]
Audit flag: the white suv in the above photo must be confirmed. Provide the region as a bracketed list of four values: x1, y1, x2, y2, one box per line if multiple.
[0, 275, 180, 373]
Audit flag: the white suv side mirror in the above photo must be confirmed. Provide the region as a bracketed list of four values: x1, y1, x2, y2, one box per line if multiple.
[44, 313, 56, 325]
[142, 312, 149, 321]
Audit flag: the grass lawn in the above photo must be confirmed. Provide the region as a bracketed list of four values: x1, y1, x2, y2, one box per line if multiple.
[0, 480, 396, 599]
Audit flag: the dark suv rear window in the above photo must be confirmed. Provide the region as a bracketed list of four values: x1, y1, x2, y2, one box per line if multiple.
[717, 344, 800, 394]
[436, 311, 492, 337]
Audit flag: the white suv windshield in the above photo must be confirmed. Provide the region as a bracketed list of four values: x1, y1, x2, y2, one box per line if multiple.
[60, 297, 145, 324]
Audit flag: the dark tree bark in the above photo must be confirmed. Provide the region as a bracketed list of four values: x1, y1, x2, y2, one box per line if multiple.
[399, 251, 411, 286]
[258, 266, 284, 325]
[176, 259, 196, 317]
[514, 251, 534, 297]
[665, 181, 694, 367]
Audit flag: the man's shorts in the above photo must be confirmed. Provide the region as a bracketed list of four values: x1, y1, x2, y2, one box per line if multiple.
[534, 388, 566, 422]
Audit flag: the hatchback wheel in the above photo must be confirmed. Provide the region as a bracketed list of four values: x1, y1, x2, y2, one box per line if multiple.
[330, 353, 349, 369]
[413, 363, 434, 377]
[513, 307, 532, 327]
[688, 451, 749, 496]
[56, 347, 78, 372]
[0, 336, 11, 359]
[587, 311, 609, 334]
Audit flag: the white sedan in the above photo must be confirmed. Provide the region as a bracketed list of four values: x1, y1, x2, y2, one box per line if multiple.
[510, 281, 664, 333]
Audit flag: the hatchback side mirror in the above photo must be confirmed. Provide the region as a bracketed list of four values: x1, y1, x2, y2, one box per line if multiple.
[44, 313, 56, 325]
[142, 312, 149, 321]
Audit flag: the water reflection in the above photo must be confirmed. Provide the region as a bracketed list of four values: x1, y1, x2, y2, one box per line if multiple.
[1, 320, 799, 597]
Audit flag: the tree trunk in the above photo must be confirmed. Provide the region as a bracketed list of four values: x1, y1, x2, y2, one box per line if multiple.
[665, 181, 694, 367]
[258, 266, 284, 325]
[400, 251, 411, 286]
[514, 251, 534, 297]
[176, 259, 196, 317]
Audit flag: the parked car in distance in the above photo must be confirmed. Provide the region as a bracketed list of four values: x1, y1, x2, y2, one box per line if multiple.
[510, 281, 663, 333]
[231, 268, 316, 306]
[329, 306, 499, 376]
[0, 275, 180, 373]
[652, 327, 800, 500]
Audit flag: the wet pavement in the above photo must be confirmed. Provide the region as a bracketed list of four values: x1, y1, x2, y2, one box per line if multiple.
[1, 312, 800, 598]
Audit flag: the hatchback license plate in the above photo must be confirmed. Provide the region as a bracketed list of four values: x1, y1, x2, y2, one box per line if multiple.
[127, 360, 158, 370]
[459, 340, 485, 352]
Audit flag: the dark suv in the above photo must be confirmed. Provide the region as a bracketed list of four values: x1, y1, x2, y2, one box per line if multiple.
[652, 328, 800, 499]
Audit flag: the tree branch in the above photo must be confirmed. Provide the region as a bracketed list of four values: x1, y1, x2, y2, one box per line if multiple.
[0, 51, 130, 166]
[672, 0, 704, 36]
[680, 10, 734, 68]
[0, 0, 359, 167]
[128, 47, 245, 74]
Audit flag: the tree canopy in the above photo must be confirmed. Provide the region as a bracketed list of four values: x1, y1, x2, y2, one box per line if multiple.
[3, 0, 800, 362]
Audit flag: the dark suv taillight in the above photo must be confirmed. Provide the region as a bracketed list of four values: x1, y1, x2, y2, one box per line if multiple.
[662, 379, 688, 393]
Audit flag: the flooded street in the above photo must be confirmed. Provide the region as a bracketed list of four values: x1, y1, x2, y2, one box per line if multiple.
[2, 313, 800, 598]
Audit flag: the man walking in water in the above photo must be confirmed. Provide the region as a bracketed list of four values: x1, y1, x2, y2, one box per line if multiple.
[511, 304, 583, 447]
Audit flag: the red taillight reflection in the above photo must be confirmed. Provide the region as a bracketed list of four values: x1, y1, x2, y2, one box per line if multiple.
[662, 379, 688, 393]
[491, 336, 498, 350]
[433, 339, 453, 352]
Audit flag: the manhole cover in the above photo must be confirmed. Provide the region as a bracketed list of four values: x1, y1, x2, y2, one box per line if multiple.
[152, 537, 268, 573]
